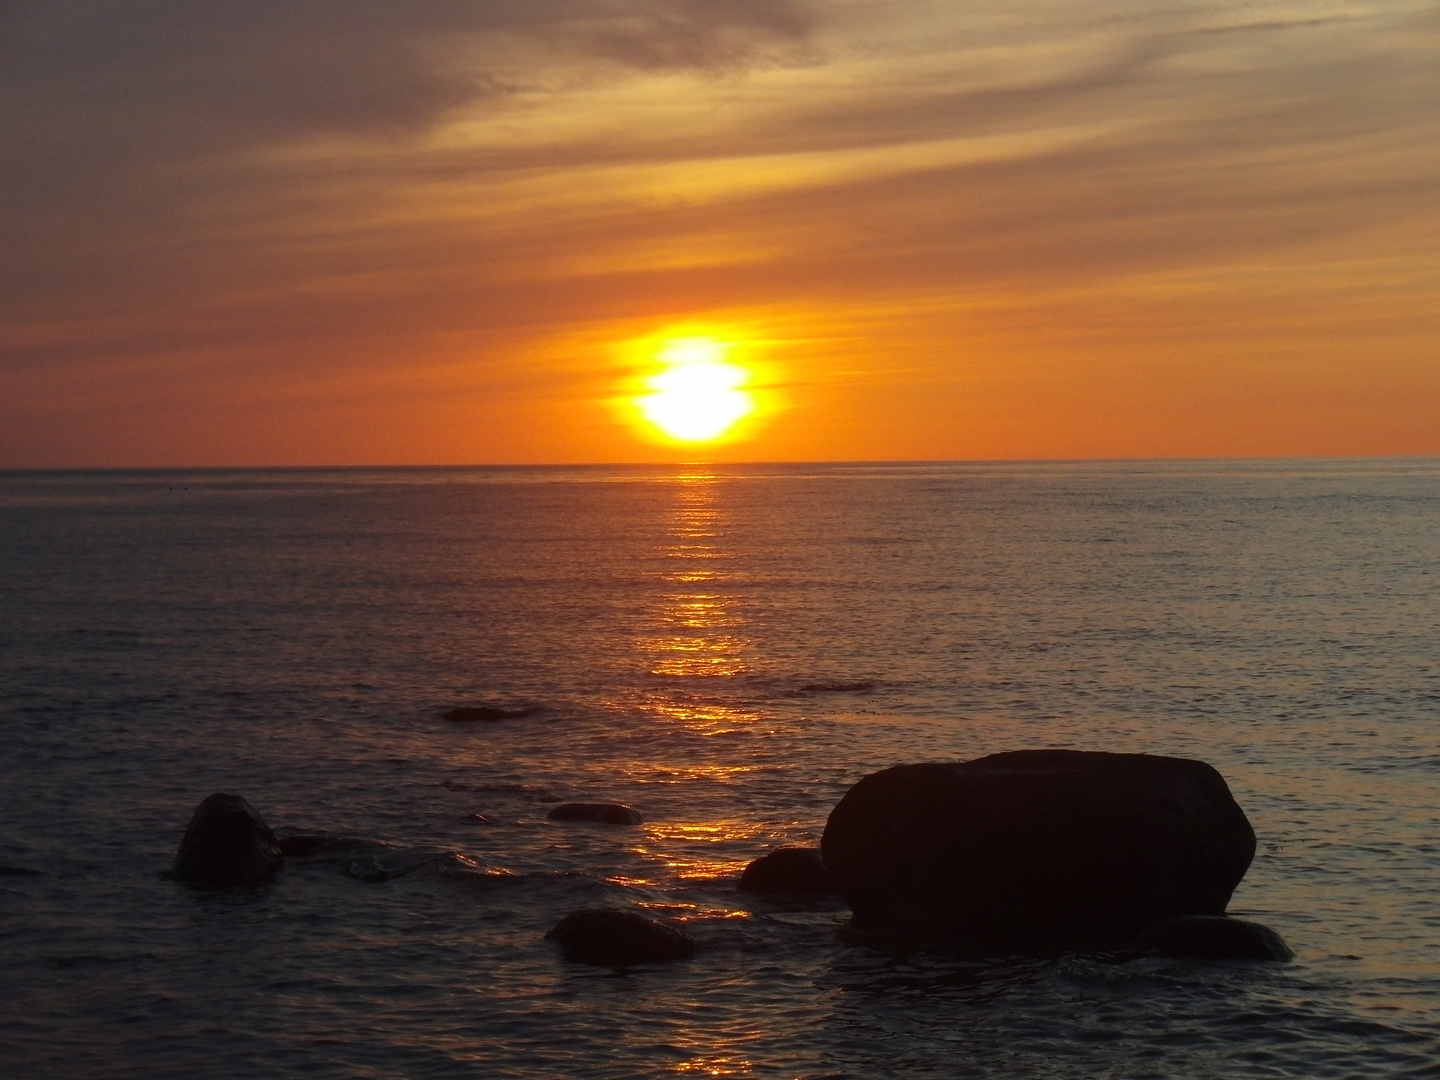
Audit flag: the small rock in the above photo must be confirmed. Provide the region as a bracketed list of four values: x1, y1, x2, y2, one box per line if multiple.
[1129, 915, 1294, 961]
[171, 793, 283, 889]
[797, 681, 876, 694]
[547, 802, 644, 825]
[443, 706, 536, 722]
[739, 847, 835, 895]
[546, 908, 697, 966]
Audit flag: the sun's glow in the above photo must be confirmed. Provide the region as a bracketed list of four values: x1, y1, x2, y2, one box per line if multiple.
[634, 337, 755, 443]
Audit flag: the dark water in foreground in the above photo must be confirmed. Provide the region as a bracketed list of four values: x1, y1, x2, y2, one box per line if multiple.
[1, 460, 1438, 1078]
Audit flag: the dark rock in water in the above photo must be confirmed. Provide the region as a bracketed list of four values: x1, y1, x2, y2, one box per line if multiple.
[739, 847, 836, 895]
[547, 802, 644, 825]
[796, 680, 876, 695]
[171, 793, 283, 889]
[0, 865, 42, 876]
[546, 908, 697, 966]
[821, 750, 1256, 953]
[345, 855, 415, 883]
[1128, 915, 1293, 961]
[278, 834, 335, 858]
[443, 705, 536, 722]
[344, 849, 481, 883]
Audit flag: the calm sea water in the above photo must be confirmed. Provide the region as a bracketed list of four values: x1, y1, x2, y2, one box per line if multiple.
[1, 460, 1437, 1078]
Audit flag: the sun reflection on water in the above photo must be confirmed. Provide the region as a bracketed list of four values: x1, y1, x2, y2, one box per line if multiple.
[640, 471, 755, 710]
[673, 1055, 756, 1077]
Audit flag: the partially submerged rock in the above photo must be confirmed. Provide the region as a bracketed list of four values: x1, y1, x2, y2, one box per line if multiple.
[795, 681, 876, 695]
[821, 750, 1256, 953]
[278, 834, 336, 858]
[1127, 915, 1293, 961]
[443, 705, 536, 722]
[171, 793, 284, 889]
[739, 847, 836, 895]
[546, 802, 644, 825]
[546, 908, 697, 966]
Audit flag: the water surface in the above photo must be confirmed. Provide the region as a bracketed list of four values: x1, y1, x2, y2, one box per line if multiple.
[2, 460, 1437, 1077]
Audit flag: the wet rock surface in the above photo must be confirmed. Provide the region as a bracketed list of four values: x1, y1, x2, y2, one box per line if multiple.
[171, 793, 284, 890]
[546, 908, 697, 966]
[822, 750, 1256, 953]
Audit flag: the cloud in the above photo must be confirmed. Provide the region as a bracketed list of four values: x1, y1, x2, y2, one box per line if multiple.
[0, 0, 814, 313]
[2, 0, 1437, 463]
[1, 1, 812, 140]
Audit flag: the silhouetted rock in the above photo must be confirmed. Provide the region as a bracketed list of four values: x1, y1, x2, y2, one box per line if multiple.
[739, 847, 836, 895]
[821, 750, 1256, 953]
[0, 865, 41, 876]
[443, 705, 536, 722]
[546, 802, 644, 825]
[171, 793, 283, 889]
[1127, 915, 1293, 961]
[546, 908, 697, 966]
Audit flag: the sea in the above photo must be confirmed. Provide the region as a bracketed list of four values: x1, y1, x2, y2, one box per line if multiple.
[1, 460, 1437, 1079]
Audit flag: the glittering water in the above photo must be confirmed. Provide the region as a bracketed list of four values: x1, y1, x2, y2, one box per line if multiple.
[1, 460, 1437, 1078]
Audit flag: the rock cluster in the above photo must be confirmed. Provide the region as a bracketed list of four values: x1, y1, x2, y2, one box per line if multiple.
[169, 748, 1293, 964]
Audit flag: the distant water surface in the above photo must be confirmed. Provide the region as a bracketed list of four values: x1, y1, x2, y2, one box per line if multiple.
[1, 460, 1437, 1078]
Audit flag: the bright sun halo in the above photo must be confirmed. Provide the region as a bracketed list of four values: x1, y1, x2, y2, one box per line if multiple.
[635, 337, 755, 443]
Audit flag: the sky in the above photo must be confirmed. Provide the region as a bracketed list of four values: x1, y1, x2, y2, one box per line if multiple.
[2, 0, 1437, 466]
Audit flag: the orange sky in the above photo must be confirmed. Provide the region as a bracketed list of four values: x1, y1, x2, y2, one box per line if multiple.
[2, 1, 1437, 466]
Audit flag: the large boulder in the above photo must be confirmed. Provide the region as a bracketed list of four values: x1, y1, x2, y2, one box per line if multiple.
[821, 750, 1256, 953]
[546, 908, 697, 966]
[171, 793, 284, 889]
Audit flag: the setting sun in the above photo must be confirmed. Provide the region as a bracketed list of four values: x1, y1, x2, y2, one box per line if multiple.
[634, 337, 755, 443]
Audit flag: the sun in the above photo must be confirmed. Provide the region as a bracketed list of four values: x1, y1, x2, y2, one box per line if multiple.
[633, 337, 755, 443]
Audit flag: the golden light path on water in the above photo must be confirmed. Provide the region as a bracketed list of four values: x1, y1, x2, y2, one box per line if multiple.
[613, 470, 812, 1077]
[619, 469, 769, 890]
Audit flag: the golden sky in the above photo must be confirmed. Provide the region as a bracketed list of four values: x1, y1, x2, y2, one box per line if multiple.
[2, 0, 1437, 465]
